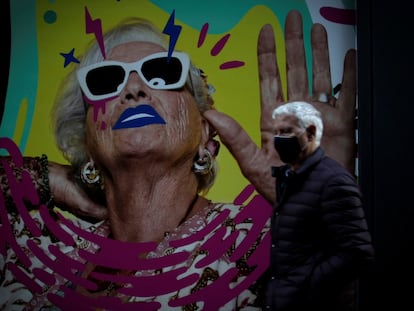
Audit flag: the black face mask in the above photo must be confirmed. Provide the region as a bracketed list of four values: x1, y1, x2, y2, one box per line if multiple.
[273, 134, 304, 164]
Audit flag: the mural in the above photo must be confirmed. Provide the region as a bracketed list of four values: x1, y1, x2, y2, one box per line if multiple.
[1, 0, 356, 309]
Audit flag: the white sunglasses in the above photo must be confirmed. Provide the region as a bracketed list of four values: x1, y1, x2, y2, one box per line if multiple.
[76, 51, 190, 101]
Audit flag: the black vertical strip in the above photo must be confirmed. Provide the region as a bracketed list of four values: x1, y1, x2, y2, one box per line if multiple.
[356, 0, 374, 308]
[357, 0, 414, 310]
[0, 0, 11, 127]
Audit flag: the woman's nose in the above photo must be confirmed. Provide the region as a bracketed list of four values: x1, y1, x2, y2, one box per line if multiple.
[121, 71, 151, 102]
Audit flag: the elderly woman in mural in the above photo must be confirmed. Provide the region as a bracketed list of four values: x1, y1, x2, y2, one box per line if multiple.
[0, 9, 360, 311]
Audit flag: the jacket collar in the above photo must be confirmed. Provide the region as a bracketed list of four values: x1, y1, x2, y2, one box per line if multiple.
[272, 147, 325, 178]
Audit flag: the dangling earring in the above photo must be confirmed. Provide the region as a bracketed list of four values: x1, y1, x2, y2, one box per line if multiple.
[193, 149, 213, 175]
[80, 160, 103, 189]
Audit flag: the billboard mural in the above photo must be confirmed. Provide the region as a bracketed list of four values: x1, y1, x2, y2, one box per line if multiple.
[1, 0, 356, 309]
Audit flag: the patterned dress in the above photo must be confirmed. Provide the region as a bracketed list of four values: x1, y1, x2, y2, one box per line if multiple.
[1, 195, 271, 310]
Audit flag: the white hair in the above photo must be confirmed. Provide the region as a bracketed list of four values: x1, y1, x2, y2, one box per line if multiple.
[51, 17, 216, 193]
[272, 101, 323, 146]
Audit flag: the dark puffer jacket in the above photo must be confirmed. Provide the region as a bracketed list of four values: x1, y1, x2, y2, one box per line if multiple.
[265, 147, 374, 311]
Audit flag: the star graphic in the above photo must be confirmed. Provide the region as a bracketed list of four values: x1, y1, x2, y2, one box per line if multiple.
[60, 48, 80, 67]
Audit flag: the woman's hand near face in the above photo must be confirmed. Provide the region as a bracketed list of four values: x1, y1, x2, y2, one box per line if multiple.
[203, 10, 357, 205]
[48, 161, 108, 220]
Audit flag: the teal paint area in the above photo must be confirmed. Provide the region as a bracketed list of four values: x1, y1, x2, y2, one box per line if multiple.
[150, 0, 312, 34]
[0, 0, 38, 154]
[0, 0, 316, 155]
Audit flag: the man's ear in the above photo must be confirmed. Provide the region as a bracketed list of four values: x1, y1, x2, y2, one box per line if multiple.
[306, 125, 316, 140]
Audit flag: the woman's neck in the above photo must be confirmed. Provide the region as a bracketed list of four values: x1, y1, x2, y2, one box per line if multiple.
[102, 167, 205, 243]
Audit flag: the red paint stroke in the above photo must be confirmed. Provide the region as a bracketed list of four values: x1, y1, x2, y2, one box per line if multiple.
[320, 7, 356, 25]
[211, 33, 231, 56]
[198, 23, 209, 47]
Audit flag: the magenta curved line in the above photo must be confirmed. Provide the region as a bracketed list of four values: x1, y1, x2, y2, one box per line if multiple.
[58, 214, 191, 270]
[47, 245, 98, 290]
[196, 227, 240, 267]
[220, 60, 245, 69]
[8, 262, 43, 293]
[49, 285, 161, 311]
[39, 204, 75, 245]
[168, 267, 239, 308]
[233, 183, 255, 204]
[170, 208, 230, 247]
[231, 194, 271, 261]
[319, 7, 356, 25]
[198, 23, 209, 48]
[107, 268, 200, 296]
[211, 33, 231, 56]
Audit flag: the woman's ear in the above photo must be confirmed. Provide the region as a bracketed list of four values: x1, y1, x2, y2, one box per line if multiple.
[200, 118, 220, 157]
[200, 118, 211, 145]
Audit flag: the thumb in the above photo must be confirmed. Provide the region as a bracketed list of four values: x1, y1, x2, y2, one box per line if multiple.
[203, 109, 260, 174]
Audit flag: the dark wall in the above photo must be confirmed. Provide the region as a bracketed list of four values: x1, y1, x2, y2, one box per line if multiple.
[357, 0, 413, 309]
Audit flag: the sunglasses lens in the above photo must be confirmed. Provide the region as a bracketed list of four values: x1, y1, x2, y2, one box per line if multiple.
[141, 57, 184, 88]
[85, 65, 126, 96]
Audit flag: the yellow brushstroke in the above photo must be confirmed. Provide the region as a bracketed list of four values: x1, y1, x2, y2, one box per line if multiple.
[12, 98, 28, 146]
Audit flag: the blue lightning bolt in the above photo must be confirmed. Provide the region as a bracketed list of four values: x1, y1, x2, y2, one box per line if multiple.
[162, 10, 182, 61]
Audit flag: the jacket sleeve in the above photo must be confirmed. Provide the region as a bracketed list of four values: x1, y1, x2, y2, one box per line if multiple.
[308, 171, 375, 297]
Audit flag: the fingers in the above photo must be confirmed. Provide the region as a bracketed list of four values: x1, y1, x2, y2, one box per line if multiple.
[204, 109, 277, 204]
[257, 24, 286, 153]
[338, 49, 357, 115]
[49, 161, 108, 220]
[311, 23, 332, 97]
[258, 24, 283, 128]
[285, 10, 309, 100]
[203, 110, 260, 168]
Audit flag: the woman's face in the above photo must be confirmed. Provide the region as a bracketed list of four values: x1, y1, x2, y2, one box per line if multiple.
[84, 41, 206, 169]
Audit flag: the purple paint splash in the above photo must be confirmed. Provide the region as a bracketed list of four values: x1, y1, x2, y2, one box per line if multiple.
[211, 33, 231, 56]
[0, 136, 271, 309]
[320, 7, 356, 25]
[198, 23, 209, 48]
[84, 6, 106, 59]
[83, 96, 109, 130]
[197, 22, 245, 70]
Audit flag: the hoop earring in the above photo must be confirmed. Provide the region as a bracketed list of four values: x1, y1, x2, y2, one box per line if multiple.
[193, 149, 213, 175]
[80, 160, 102, 188]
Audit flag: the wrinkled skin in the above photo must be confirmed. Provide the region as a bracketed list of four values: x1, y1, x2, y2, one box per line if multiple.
[204, 10, 356, 204]
[49, 10, 356, 217]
